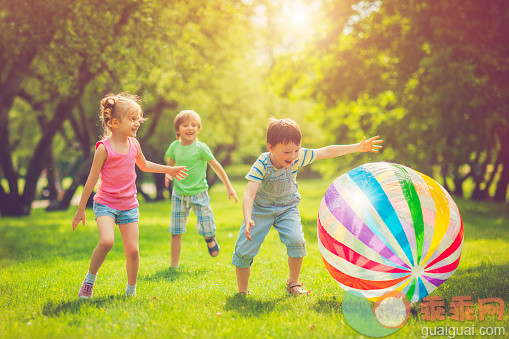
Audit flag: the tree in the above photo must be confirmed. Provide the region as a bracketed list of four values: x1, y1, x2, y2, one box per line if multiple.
[0, 0, 162, 216]
[1, 0, 271, 216]
[270, 0, 509, 200]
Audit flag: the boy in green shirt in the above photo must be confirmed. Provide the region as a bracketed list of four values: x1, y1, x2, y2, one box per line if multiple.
[165, 110, 238, 268]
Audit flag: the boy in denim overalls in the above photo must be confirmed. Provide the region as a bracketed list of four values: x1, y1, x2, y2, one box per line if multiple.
[232, 118, 383, 294]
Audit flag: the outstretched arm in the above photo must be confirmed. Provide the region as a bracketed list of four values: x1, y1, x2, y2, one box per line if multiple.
[243, 180, 260, 241]
[208, 158, 239, 203]
[134, 140, 187, 180]
[72, 145, 107, 231]
[315, 136, 383, 160]
[164, 158, 176, 187]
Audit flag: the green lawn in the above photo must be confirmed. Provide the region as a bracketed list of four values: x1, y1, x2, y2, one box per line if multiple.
[0, 179, 508, 338]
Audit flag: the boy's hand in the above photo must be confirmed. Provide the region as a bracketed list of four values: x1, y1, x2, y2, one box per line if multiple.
[359, 136, 383, 153]
[168, 166, 188, 181]
[72, 210, 85, 231]
[164, 173, 173, 187]
[244, 219, 255, 241]
[228, 188, 239, 204]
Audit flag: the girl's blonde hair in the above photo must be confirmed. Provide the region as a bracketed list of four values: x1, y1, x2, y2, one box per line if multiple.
[173, 110, 201, 139]
[99, 93, 144, 137]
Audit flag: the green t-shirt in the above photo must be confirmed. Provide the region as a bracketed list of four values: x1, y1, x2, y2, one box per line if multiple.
[165, 140, 215, 196]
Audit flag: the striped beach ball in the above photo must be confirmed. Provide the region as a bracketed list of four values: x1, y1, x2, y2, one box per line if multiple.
[318, 162, 463, 303]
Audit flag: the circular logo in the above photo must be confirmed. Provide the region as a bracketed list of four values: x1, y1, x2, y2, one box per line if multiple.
[342, 290, 410, 337]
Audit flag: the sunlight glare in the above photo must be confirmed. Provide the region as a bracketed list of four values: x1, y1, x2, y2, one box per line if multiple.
[285, 1, 311, 27]
[291, 9, 307, 25]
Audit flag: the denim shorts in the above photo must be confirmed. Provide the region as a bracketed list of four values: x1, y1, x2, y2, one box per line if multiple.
[170, 190, 215, 237]
[93, 202, 139, 225]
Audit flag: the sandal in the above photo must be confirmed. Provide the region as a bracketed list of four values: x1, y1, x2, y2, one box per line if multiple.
[205, 236, 220, 257]
[286, 281, 309, 295]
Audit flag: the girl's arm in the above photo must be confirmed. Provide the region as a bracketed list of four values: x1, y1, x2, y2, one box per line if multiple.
[208, 158, 239, 203]
[315, 136, 383, 160]
[164, 158, 176, 187]
[242, 180, 260, 241]
[72, 144, 107, 231]
[134, 140, 187, 180]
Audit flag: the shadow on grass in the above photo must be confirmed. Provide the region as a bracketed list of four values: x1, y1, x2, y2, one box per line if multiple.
[311, 297, 342, 314]
[42, 294, 124, 318]
[436, 262, 509, 302]
[140, 267, 207, 282]
[310, 296, 423, 321]
[224, 294, 286, 317]
[0, 225, 98, 263]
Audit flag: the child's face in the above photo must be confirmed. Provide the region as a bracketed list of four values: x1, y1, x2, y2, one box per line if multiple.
[114, 110, 142, 138]
[268, 142, 300, 169]
[178, 119, 200, 144]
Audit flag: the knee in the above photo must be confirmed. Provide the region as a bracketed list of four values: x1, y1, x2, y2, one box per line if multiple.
[232, 252, 254, 268]
[286, 238, 306, 258]
[125, 245, 139, 260]
[291, 238, 306, 248]
[99, 238, 114, 251]
[283, 232, 306, 248]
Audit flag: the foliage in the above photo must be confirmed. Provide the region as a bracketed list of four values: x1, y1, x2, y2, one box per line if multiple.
[270, 0, 509, 201]
[0, 0, 274, 215]
[2, 0, 508, 218]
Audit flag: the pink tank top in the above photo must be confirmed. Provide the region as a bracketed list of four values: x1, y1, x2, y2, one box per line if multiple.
[93, 137, 139, 210]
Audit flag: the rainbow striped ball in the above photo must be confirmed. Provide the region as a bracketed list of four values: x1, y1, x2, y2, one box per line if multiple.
[318, 162, 463, 303]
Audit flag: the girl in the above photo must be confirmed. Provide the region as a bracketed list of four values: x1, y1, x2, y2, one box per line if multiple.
[72, 93, 187, 299]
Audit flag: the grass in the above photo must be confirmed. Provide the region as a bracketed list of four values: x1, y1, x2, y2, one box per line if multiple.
[0, 178, 508, 338]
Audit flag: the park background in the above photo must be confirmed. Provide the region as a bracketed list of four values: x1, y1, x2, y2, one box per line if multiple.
[1, 0, 508, 338]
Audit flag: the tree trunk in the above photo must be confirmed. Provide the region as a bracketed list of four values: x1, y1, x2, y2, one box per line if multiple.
[493, 129, 508, 202]
[14, 61, 96, 216]
[136, 185, 153, 202]
[0, 10, 58, 216]
[45, 149, 60, 202]
[441, 165, 451, 192]
[494, 165, 508, 202]
[0, 85, 23, 215]
[453, 176, 464, 198]
[47, 155, 94, 211]
[478, 155, 502, 200]
[154, 173, 166, 201]
[206, 143, 236, 189]
[469, 152, 487, 200]
[0, 186, 30, 216]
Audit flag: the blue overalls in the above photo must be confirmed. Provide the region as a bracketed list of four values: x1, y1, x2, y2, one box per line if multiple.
[232, 155, 307, 268]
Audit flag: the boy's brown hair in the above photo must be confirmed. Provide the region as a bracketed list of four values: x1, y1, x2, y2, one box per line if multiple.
[266, 118, 302, 147]
[174, 110, 201, 138]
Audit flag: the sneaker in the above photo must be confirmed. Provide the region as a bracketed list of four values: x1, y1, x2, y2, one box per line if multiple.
[79, 281, 94, 299]
[125, 284, 136, 297]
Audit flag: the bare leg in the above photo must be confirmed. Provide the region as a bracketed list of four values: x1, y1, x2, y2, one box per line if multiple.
[88, 216, 115, 274]
[288, 256, 303, 283]
[171, 234, 182, 268]
[119, 222, 139, 286]
[236, 266, 250, 294]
